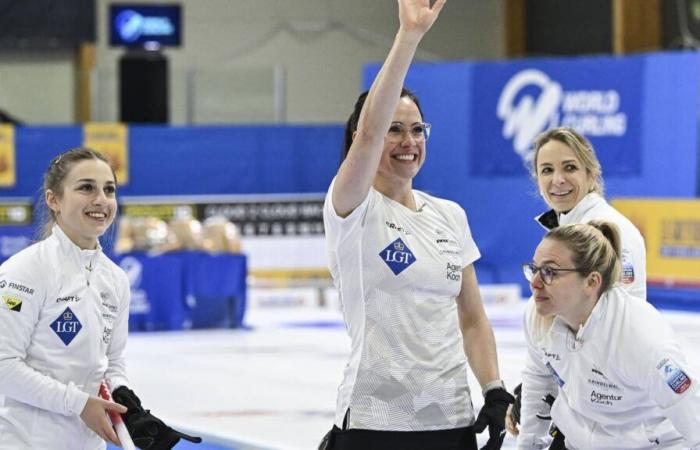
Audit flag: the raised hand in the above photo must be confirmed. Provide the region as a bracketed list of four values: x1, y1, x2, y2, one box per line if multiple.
[398, 0, 447, 36]
[80, 395, 128, 445]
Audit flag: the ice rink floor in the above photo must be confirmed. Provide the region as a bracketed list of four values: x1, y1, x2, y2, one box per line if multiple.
[122, 299, 700, 450]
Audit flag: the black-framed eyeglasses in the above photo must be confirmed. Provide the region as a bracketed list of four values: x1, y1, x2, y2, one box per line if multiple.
[522, 263, 583, 285]
[387, 122, 432, 142]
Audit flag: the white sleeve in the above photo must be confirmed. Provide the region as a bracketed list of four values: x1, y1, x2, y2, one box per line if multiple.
[0, 256, 89, 416]
[644, 343, 700, 447]
[105, 268, 131, 391]
[517, 301, 557, 450]
[453, 205, 480, 267]
[323, 176, 373, 249]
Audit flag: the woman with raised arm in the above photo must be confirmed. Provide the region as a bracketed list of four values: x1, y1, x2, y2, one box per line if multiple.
[321, 1, 512, 449]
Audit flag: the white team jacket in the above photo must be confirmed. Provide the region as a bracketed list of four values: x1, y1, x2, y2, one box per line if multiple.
[0, 225, 130, 450]
[535, 192, 647, 299]
[518, 288, 700, 450]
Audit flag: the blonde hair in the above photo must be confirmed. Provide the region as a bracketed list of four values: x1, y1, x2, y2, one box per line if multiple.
[531, 127, 604, 197]
[531, 220, 622, 341]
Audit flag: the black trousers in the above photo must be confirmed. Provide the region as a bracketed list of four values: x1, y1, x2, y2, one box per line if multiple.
[328, 425, 478, 450]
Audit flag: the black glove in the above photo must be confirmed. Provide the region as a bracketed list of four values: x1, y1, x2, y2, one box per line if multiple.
[511, 383, 522, 424]
[112, 386, 202, 450]
[473, 387, 515, 450]
[511, 382, 556, 423]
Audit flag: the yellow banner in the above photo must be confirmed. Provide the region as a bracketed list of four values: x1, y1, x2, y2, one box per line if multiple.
[83, 123, 129, 185]
[612, 199, 700, 286]
[0, 125, 16, 187]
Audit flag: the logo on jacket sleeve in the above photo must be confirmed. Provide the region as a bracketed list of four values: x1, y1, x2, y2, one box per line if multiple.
[379, 238, 416, 275]
[2, 295, 21, 312]
[620, 250, 635, 284]
[51, 307, 83, 346]
[657, 357, 692, 394]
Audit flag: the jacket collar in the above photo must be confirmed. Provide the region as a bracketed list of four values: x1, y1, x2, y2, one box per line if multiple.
[51, 224, 101, 269]
[534, 192, 605, 231]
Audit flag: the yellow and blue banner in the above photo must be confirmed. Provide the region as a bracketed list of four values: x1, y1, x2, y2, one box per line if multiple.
[0, 125, 16, 187]
[613, 199, 700, 287]
[83, 123, 129, 185]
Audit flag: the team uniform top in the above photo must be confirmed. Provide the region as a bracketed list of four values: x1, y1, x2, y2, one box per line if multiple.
[517, 288, 700, 450]
[0, 225, 131, 450]
[323, 178, 481, 431]
[535, 192, 647, 299]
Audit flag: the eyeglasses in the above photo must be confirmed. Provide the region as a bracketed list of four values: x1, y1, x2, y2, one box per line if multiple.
[387, 122, 432, 142]
[522, 263, 582, 285]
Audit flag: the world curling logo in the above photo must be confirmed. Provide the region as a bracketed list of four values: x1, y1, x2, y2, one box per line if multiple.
[497, 69, 628, 164]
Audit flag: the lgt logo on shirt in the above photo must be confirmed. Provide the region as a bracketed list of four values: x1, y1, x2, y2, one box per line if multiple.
[379, 238, 416, 275]
[51, 307, 83, 346]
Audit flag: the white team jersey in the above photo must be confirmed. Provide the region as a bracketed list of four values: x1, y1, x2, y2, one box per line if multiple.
[0, 225, 131, 450]
[324, 178, 481, 431]
[518, 288, 700, 450]
[535, 193, 647, 299]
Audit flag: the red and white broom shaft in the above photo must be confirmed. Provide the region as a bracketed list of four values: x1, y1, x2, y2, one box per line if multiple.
[99, 381, 136, 450]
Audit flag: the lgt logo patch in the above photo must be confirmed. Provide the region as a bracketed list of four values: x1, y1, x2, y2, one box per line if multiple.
[379, 238, 415, 275]
[51, 307, 82, 346]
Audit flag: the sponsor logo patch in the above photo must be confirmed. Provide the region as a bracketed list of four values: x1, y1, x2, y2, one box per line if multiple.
[0, 279, 35, 295]
[385, 221, 411, 235]
[590, 390, 622, 406]
[446, 262, 461, 281]
[50, 307, 82, 346]
[546, 361, 565, 387]
[56, 295, 81, 303]
[379, 238, 415, 275]
[657, 357, 692, 394]
[2, 294, 22, 312]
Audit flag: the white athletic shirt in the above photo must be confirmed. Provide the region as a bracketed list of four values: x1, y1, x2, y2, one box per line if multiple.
[0, 225, 131, 450]
[535, 193, 647, 299]
[324, 178, 481, 431]
[518, 288, 700, 449]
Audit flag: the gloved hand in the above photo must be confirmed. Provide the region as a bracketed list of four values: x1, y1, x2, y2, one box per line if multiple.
[112, 386, 202, 450]
[473, 387, 515, 450]
[510, 383, 522, 424]
[510, 382, 555, 423]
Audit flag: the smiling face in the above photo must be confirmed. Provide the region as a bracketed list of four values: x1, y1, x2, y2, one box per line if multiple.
[536, 140, 594, 214]
[375, 96, 426, 186]
[46, 159, 117, 249]
[529, 237, 598, 328]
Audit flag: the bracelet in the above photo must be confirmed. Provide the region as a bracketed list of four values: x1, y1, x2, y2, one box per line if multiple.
[482, 379, 506, 396]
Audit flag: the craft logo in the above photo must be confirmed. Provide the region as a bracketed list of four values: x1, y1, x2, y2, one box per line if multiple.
[497, 68, 627, 164]
[379, 238, 416, 275]
[51, 307, 82, 346]
[2, 295, 21, 312]
[385, 220, 411, 235]
[56, 295, 81, 303]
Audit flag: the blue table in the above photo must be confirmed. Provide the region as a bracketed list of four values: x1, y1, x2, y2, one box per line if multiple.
[115, 251, 247, 331]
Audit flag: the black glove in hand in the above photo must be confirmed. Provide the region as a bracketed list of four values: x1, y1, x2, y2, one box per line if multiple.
[112, 386, 202, 450]
[473, 387, 515, 450]
[511, 383, 522, 424]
